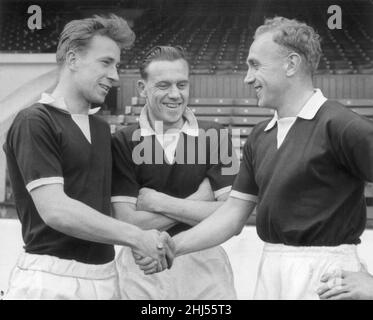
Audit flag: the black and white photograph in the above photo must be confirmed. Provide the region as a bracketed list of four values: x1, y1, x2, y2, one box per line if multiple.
[0, 0, 372, 303]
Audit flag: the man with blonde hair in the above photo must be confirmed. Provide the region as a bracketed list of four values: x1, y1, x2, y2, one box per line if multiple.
[4, 15, 174, 300]
[140, 17, 373, 300]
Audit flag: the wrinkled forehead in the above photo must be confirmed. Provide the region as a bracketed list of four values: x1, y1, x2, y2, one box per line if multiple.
[146, 59, 190, 82]
[247, 32, 286, 62]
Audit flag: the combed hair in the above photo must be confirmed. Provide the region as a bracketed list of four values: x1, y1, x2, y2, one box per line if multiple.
[56, 14, 135, 66]
[139, 46, 189, 79]
[255, 17, 322, 74]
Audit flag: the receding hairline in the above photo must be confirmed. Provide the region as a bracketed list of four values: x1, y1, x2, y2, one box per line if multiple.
[142, 58, 190, 79]
[248, 31, 289, 62]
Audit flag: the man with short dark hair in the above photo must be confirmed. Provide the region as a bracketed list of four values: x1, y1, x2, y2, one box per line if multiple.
[145, 17, 373, 300]
[3, 15, 173, 300]
[112, 46, 238, 299]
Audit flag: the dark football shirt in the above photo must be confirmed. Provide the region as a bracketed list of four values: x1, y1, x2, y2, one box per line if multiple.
[233, 100, 373, 246]
[112, 120, 238, 236]
[4, 103, 114, 264]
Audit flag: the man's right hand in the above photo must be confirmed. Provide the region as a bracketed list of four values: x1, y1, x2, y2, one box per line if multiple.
[132, 230, 175, 274]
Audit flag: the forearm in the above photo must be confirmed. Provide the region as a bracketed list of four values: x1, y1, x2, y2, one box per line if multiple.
[40, 195, 142, 249]
[173, 197, 255, 256]
[158, 194, 224, 225]
[115, 206, 178, 231]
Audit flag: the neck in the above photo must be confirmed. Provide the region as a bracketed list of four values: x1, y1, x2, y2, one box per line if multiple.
[52, 74, 91, 114]
[276, 78, 314, 118]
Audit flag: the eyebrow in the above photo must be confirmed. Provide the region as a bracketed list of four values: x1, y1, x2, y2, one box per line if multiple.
[156, 80, 189, 85]
[100, 56, 119, 64]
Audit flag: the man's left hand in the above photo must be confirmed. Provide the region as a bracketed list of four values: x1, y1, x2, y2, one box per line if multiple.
[317, 268, 373, 300]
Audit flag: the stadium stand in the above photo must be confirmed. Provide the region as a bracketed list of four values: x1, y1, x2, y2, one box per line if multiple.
[1, 0, 372, 74]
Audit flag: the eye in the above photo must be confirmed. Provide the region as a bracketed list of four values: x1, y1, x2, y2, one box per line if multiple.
[252, 62, 260, 69]
[157, 83, 169, 89]
[248, 60, 259, 70]
[177, 82, 188, 89]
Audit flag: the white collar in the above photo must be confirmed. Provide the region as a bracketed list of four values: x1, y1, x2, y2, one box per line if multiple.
[139, 104, 199, 137]
[264, 89, 327, 131]
[38, 93, 101, 115]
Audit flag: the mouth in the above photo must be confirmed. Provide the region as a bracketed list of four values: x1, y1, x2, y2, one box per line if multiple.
[254, 85, 262, 95]
[254, 85, 263, 96]
[99, 84, 111, 94]
[162, 103, 182, 109]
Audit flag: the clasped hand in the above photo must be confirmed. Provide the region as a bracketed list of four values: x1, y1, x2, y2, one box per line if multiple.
[132, 229, 175, 275]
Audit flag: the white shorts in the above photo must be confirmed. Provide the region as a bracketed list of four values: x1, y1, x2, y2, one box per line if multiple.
[5, 252, 119, 300]
[116, 246, 237, 300]
[254, 243, 363, 300]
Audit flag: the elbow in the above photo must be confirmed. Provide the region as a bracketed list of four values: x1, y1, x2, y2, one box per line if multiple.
[36, 199, 70, 231]
[233, 215, 248, 236]
[234, 223, 245, 236]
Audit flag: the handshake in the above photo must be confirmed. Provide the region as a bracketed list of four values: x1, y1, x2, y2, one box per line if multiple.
[132, 229, 176, 275]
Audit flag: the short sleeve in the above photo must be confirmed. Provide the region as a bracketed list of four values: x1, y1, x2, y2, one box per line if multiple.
[337, 117, 373, 182]
[205, 127, 240, 198]
[111, 131, 140, 204]
[6, 113, 63, 192]
[231, 134, 259, 202]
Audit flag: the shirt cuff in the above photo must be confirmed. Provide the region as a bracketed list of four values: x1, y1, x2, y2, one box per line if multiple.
[214, 186, 232, 199]
[230, 190, 258, 202]
[26, 177, 64, 192]
[111, 196, 137, 204]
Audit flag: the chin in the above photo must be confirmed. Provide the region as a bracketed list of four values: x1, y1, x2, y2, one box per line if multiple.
[91, 95, 106, 105]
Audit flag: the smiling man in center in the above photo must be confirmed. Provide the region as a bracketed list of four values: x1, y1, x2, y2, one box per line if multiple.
[111, 46, 238, 299]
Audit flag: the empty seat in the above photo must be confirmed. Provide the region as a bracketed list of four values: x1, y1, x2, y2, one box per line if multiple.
[231, 116, 270, 126]
[338, 99, 373, 107]
[131, 97, 146, 106]
[190, 106, 232, 115]
[124, 115, 140, 124]
[233, 98, 258, 106]
[197, 116, 231, 125]
[130, 106, 143, 115]
[189, 98, 234, 105]
[230, 126, 253, 137]
[233, 107, 274, 116]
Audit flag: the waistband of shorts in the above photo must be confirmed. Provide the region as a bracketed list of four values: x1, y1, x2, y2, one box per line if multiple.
[16, 252, 117, 280]
[262, 242, 358, 256]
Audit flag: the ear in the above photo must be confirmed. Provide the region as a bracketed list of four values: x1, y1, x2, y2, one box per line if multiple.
[137, 80, 147, 98]
[285, 52, 302, 77]
[65, 50, 79, 71]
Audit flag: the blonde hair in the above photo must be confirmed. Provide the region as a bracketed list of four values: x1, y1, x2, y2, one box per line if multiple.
[56, 14, 135, 66]
[255, 17, 322, 74]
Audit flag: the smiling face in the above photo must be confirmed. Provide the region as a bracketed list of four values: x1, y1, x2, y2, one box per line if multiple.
[244, 32, 289, 109]
[73, 34, 120, 105]
[138, 59, 190, 130]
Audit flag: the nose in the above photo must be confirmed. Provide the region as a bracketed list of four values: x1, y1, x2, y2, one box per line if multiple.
[168, 85, 181, 99]
[244, 68, 255, 85]
[108, 65, 119, 82]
